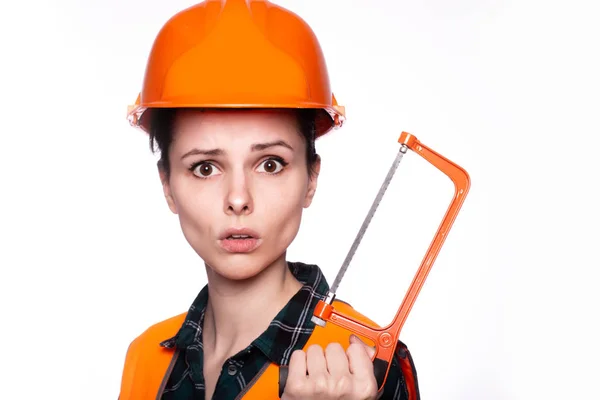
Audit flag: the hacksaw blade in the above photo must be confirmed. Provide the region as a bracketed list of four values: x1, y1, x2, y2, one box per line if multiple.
[329, 144, 409, 294]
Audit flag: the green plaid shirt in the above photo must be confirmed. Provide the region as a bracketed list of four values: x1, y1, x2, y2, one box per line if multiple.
[159, 262, 412, 399]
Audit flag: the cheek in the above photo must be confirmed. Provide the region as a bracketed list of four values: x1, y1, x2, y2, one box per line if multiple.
[170, 178, 217, 242]
[256, 173, 308, 237]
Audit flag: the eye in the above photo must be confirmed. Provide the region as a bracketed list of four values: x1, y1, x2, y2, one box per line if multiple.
[257, 158, 286, 174]
[192, 162, 221, 178]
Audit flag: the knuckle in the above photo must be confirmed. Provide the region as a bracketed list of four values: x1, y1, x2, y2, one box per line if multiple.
[307, 344, 324, 354]
[325, 342, 344, 352]
[312, 376, 329, 394]
[356, 379, 378, 398]
[290, 349, 305, 360]
[306, 346, 325, 363]
[347, 342, 363, 353]
[334, 375, 352, 394]
[346, 342, 368, 359]
[285, 379, 306, 396]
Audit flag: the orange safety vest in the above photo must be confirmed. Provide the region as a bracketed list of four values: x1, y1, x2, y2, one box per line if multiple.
[119, 300, 419, 399]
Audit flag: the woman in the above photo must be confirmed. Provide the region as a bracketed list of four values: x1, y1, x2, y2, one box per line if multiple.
[119, 1, 420, 399]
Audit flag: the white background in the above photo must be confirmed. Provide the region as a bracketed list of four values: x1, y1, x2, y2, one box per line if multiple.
[1, 0, 599, 398]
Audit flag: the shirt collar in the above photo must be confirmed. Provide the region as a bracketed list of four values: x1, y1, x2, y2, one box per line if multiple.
[160, 261, 330, 366]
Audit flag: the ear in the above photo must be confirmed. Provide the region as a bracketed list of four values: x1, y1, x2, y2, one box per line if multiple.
[158, 162, 178, 214]
[303, 155, 321, 208]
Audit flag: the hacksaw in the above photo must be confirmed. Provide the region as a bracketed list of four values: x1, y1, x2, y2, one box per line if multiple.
[278, 131, 471, 395]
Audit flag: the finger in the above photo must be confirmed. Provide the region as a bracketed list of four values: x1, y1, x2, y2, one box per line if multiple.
[347, 336, 376, 378]
[306, 344, 328, 378]
[287, 349, 308, 383]
[324, 342, 349, 378]
[349, 334, 376, 359]
[347, 340, 378, 398]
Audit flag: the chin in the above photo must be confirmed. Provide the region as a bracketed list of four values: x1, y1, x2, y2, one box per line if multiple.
[207, 254, 277, 281]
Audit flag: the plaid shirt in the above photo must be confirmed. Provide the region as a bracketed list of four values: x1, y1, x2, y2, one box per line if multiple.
[159, 261, 411, 399]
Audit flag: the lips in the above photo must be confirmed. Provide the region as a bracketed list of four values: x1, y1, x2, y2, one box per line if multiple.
[218, 227, 262, 253]
[219, 227, 260, 240]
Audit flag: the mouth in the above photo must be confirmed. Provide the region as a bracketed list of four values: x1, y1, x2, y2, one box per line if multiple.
[219, 227, 260, 240]
[218, 228, 262, 253]
[227, 234, 254, 239]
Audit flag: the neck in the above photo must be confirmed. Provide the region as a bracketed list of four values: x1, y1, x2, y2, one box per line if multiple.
[202, 254, 302, 360]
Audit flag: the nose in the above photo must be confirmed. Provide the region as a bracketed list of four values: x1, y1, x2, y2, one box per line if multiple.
[224, 171, 253, 216]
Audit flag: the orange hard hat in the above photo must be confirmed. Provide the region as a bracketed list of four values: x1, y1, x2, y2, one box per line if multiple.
[127, 0, 346, 138]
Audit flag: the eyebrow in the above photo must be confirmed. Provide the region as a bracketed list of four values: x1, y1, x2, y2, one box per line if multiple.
[181, 140, 294, 160]
[251, 140, 294, 152]
[181, 148, 223, 160]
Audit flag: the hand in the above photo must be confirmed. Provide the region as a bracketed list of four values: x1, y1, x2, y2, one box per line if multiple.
[281, 334, 379, 400]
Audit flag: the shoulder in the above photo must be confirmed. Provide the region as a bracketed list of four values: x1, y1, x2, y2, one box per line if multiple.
[331, 298, 381, 326]
[312, 298, 382, 344]
[124, 312, 187, 358]
[119, 313, 187, 398]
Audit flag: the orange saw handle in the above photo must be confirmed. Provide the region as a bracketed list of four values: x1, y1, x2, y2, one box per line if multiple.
[278, 132, 470, 396]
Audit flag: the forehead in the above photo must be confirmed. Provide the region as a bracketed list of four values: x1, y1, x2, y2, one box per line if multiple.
[171, 109, 302, 150]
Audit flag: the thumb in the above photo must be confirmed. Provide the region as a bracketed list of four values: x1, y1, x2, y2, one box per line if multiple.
[349, 334, 376, 358]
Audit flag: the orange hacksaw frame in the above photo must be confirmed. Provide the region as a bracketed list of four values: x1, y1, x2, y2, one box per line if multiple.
[279, 131, 470, 396]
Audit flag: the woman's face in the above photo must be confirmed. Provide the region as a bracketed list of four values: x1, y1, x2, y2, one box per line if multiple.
[160, 109, 320, 281]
